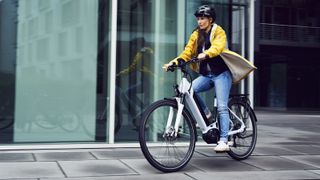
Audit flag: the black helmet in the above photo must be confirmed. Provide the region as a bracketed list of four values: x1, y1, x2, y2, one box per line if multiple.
[194, 5, 216, 22]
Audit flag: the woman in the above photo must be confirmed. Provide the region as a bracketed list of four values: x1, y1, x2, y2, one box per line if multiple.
[164, 5, 256, 152]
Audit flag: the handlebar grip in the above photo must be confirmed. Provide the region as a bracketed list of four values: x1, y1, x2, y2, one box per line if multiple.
[167, 65, 175, 72]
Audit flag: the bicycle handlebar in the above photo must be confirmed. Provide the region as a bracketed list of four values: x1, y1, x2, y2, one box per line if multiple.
[167, 57, 199, 72]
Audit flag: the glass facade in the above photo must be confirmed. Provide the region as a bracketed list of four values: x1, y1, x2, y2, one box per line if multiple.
[0, 0, 251, 145]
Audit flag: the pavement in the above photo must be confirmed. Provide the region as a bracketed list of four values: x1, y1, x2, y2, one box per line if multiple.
[0, 110, 320, 180]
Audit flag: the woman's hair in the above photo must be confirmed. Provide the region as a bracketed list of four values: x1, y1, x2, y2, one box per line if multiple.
[197, 28, 207, 51]
[194, 4, 215, 50]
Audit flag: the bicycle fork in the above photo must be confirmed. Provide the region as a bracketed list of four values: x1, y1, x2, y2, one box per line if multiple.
[165, 97, 184, 137]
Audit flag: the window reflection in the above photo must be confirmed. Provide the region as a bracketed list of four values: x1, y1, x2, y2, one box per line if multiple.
[115, 0, 178, 142]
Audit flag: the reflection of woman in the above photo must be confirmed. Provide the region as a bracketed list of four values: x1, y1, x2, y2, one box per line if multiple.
[116, 46, 154, 77]
[164, 5, 256, 152]
[117, 38, 154, 116]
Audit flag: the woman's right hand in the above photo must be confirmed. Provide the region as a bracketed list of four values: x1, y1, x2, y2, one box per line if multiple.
[162, 59, 178, 71]
[162, 63, 174, 72]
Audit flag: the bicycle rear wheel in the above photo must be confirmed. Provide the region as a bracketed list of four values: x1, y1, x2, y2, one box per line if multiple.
[139, 99, 196, 172]
[227, 100, 257, 160]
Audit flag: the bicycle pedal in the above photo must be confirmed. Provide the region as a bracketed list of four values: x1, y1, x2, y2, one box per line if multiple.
[215, 151, 228, 153]
[227, 141, 234, 146]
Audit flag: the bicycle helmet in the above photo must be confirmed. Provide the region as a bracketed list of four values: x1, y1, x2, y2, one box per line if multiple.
[194, 5, 216, 22]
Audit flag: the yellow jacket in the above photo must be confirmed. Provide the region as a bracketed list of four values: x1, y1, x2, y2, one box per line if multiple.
[117, 47, 154, 77]
[175, 24, 256, 84]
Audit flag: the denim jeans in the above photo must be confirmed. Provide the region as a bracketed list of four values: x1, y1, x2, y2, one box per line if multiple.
[192, 70, 232, 142]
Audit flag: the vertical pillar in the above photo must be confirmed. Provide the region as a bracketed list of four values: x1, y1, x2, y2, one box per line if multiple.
[177, 0, 185, 53]
[240, 6, 246, 95]
[153, 0, 161, 102]
[248, 0, 255, 107]
[108, 0, 118, 144]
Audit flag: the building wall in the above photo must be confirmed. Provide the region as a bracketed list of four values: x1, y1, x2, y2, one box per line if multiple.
[255, 0, 320, 109]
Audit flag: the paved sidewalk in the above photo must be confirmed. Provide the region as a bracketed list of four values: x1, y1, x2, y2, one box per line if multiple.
[0, 110, 320, 180]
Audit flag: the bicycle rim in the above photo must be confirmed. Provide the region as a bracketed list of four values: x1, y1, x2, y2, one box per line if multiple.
[227, 100, 257, 160]
[0, 118, 13, 130]
[58, 114, 81, 132]
[139, 99, 196, 172]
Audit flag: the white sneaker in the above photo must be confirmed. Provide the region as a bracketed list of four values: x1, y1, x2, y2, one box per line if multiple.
[214, 141, 230, 152]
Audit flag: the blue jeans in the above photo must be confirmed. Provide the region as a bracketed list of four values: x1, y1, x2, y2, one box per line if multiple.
[192, 71, 232, 142]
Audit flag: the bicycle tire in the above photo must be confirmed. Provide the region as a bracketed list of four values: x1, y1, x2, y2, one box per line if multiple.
[97, 103, 122, 135]
[114, 102, 122, 134]
[139, 99, 196, 172]
[34, 114, 57, 129]
[0, 118, 13, 130]
[58, 113, 81, 132]
[0, 103, 14, 130]
[82, 106, 122, 139]
[227, 99, 257, 160]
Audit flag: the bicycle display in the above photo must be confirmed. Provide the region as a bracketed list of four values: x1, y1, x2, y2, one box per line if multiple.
[139, 58, 257, 172]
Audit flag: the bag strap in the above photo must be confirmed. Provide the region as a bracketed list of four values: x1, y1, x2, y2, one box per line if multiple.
[209, 23, 229, 50]
[209, 23, 218, 41]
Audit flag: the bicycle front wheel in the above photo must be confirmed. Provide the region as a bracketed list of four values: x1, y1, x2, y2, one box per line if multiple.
[139, 99, 196, 172]
[227, 100, 257, 160]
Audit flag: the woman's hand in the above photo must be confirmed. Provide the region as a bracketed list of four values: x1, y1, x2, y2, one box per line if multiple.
[162, 63, 172, 71]
[163, 59, 178, 71]
[197, 53, 208, 60]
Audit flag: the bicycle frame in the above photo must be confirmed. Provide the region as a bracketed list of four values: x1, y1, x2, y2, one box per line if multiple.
[166, 74, 245, 138]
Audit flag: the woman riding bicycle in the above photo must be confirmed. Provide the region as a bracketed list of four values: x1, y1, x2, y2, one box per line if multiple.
[164, 5, 256, 152]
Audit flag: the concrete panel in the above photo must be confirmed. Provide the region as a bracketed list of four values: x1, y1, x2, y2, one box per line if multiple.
[189, 157, 261, 172]
[121, 158, 204, 174]
[310, 170, 320, 175]
[187, 170, 320, 180]
[195, 147, 230, 157]
[91, 148, 144, 159]
[253, 146, 303, 156]
[40, 173, 194, 180]
[0, 153, 34, 162]
[243, 156, 317, 170]
[0, 162, 64, 179]
[35, 152, 95, 161]
[58, 160, 137, 177]
[281, 145, 320, 155]
[282, 155, 320, 168]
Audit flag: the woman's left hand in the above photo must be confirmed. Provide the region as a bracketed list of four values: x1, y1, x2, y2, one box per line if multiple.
[197, 53, 208, 60]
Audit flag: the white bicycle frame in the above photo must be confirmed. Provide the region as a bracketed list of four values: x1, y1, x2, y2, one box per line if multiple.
[165, 76, 246, 137]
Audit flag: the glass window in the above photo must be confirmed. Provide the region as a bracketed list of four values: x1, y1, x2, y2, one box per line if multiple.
[0, 0, 17, 143]
[95, 0, 111, 142]
[115, 0, 178, 142]
[14, 0, 99, 142]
